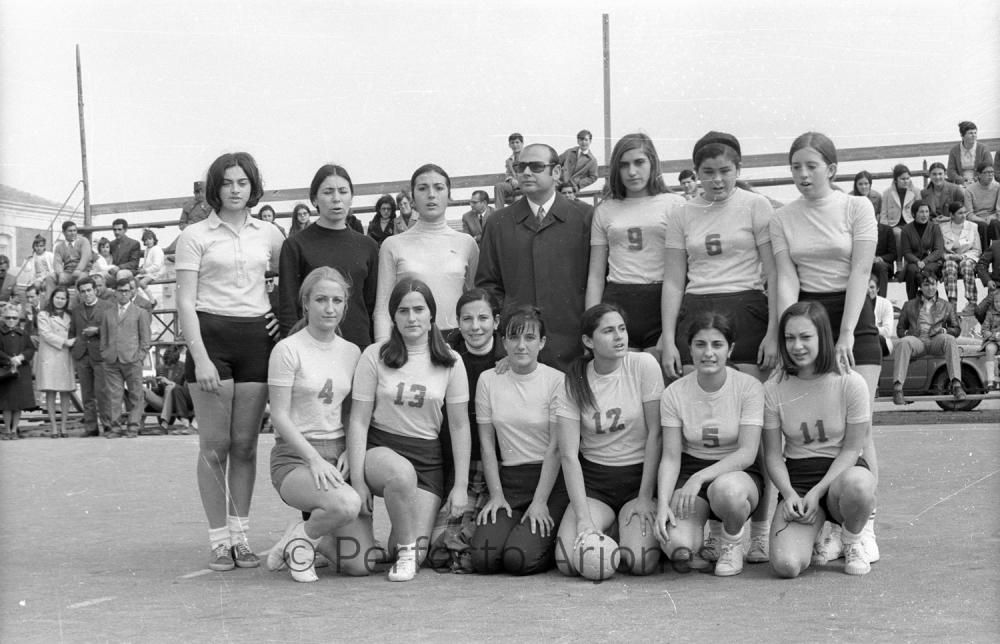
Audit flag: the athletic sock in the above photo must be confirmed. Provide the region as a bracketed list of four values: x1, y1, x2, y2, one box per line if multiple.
[841, 526, 863, 544]
[228, 515, 250, 546]
[722, 526, 744, 544]
[750, 520, 769, 540]
[209, 526, 231, 550]
[708, 520, 722, 541]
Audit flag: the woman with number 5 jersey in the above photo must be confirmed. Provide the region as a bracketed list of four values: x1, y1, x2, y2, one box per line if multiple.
[763, 302, 876, 578]
[346, 279, 471, 582]
[585, 133, 685, 355]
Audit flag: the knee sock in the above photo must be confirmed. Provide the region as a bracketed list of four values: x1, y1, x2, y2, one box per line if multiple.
[208, 526, 230, 550]
[228, 515, 250, 546]
[722, 526, 744, 544]
[750, 520, 769, 540]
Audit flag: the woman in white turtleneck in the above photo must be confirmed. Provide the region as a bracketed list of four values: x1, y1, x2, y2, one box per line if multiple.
[373, 164, 480, 341]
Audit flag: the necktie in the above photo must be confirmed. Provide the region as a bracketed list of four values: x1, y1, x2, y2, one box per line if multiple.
[537, 206, 545, 223]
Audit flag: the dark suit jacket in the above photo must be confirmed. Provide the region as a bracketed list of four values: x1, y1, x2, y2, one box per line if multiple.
[875, 223, 897, 265]
[558, 147, 598, 190]
[70, 299, 112, 361]
[900, 222, 945, 265]
[476, 193, 593, 371]
[110, 235, 142, 273]
[977, 239, 1000, 286]
[100, 302, 151, 364]
[897, 296, 960, 339]
[461, 207, 494, 243]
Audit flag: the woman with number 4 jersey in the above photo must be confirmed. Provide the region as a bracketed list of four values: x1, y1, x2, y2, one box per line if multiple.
[347, 279, 471, 582]
[555, 303, 664, 578]
[764, 302, 876, 578]
[655, 312, 764, 577]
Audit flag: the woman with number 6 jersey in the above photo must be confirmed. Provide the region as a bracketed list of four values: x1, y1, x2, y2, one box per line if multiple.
[585, 133, 685, 354]
[764, 302, 876, 578]
[264, 267, 364, 582]
[555, 303, 664, 577]
[655, 312, 764, 577]
[346, 279, 471, 582]
[662, 131, 779, 382]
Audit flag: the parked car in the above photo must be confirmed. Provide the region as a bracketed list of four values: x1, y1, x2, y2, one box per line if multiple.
[877, 348, 990, 411]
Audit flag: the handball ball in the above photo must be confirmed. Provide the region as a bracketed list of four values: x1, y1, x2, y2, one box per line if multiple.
[575, 533, 620, 581]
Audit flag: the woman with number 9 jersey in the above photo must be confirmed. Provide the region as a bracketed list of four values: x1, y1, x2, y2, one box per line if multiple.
[347, 278, 471, 582]
[585, 133, 685, 355]
[555, 303, 664, 577]
[662, 131, 779, 382]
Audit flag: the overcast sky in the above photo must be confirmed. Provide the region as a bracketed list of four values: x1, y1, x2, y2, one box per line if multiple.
[1, 0, 997, 221]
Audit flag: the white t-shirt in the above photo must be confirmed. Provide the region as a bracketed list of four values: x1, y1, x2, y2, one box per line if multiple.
[352, 341, 469, 441]
[763, 370, 870, 460]
[268, 331, 361, 441]
[476, 364, 564, 466]
[770, 191, 877, 293]
[664, 189, 773, 294]
[556, 352, 664, 467]
[660, 367, 764, 460]
[591, 193, 684, 284]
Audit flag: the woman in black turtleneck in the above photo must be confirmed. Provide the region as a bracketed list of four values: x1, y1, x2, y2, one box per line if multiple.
[899, 199, 945, 299]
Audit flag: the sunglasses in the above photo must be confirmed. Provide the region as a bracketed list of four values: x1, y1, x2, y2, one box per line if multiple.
[2, 315, 20, 320]
[513, 162, 555, 173]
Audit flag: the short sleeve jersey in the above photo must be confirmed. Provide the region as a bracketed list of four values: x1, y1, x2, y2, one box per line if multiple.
[174, 212, 285, 316]
[763, 370, 870, 460]
[770, 192, 877, 293]
[352, 342, 469, 441]
[591, 193, 685, 284]
[660, 367, 764, 460]
[664, 189, 774, 294]
[268, 331, 361, 441]
[556, 352, 664, 467]
[476, 363, 564, 467]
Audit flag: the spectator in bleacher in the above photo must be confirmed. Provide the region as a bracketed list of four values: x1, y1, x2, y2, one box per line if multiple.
[70, 276, 111, 437]
[947, 121, 993, 185]
[892, 271, 964, 404]
[941, 201, 981, 315]
[0, 302, 35, 440]
[461, 190, 493, 244]
[287, 203, 312, 238]
[868, 275, 894, 356]
[879, 164, 921, 257]
[265, 270, 279, 312]
[278, 163, 379, 348]
[115, 270, 155, 310]
[493, 132, 524, 208]
[91, 237, 113, 280]
[394, 190, 418, 233]
[921, 162, 965, 221]
[374, 164, 479, 340]
[90, 271, 114, 303]
[558, 129, 598, 192]
[51, 221, 92, 290]
[179, 181, 212, 227]
[678, 169, 701, 200]
[36, 286, 76, 438]
[367, 194, 397, 247]
[19, 235, 55, 298]
[851, 170, 882, 217]
[899, 200, 945, 300]
[143, 344, 193, 434]
[0, 256, 15, 301]
[872, 208, 897, 298]
[100, 279, 151, 438]
[137, 229, 165, 289]
[108, 218, 142, 284]
[558, 182, 579, 200]
[964, 162, 1000, 250]
[19, 284, 39, 336]
[346, 212, 364, 234]
[978, 238, 999, 293]
[257, 205, 286, 238]
[980, 289, 1000, 391]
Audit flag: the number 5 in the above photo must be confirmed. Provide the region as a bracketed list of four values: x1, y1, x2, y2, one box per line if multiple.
[705, 233, 722, 256]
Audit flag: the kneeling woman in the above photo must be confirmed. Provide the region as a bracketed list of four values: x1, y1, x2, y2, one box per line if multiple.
[655, 312, 765, 577]
[471, 306, 568, 575]
[555, 304, 664, 577]
[265, 268, 364, 582]
[347, 279, 471, 582]
[764, 302, 876, 578]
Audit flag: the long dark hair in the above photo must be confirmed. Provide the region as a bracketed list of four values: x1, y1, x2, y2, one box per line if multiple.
[380, 278, 455, 369]
[564, 303, 626, 412]
[777, 301, 835, 377]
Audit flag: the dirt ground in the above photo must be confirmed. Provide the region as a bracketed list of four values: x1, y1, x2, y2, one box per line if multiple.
[1, 422, 997, 643]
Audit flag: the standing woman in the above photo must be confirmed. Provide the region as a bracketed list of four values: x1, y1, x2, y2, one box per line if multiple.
[347, 279, 471, 582]
[0, 302, 35, 440]
[257, 205, 286, 238]
[770, 131, 881, 561]
[850, 171, 882, 217]
[367, 194, 397, 247]
[555, 303, 664, 578]
[764, 302, 876, 578]
[175, 152, 285, 571]
[878, 164, 920, 255]
[585, 133, 685, 356]
[662, 131, 780, 382]
[374, 164, 479, 341]
[288, 203, 312, 238]
[394, 190, 418, 233]
[35, 286, 76, 438]
[264, 267, 364, 582]
[655, 312, 764, 577]
[278, 164, 379, 347]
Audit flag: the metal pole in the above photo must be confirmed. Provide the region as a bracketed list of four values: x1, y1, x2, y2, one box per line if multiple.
[77, 44, 92, 227]
[602, 14, 612, 164]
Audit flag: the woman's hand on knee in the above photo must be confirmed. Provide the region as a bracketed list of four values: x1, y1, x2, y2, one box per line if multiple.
[308, 456, 345, 490]
[521, 501, 553, 537]
[477, 495, 511, 526]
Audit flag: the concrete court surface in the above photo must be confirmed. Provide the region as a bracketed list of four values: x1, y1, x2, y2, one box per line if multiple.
[1, 422, 997, 643]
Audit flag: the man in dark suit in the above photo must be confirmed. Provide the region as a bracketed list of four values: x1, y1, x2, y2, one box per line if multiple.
[558, 129, 599, 192]
[70, 276, 112, 436]
[108, 218, 142, 285]
[476, 143, 593, 372]
[872, 219, 897, 297]
[100, 278, 151, 438]
[461, 190, 494, 244]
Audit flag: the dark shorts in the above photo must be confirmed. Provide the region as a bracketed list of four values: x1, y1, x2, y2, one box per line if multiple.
[674, 452, 764, 521]
[780, 456, 870, 526]
[603, 282, 663, 349]
[798, 291, 882, 367]
[581, 456, 643, 515]
[367, 426, 445, 499]
[270, 436, 346, 494]
[185, 312, 273, 383]
[500, 462, 569, 512]
[676, 290, 768, 365]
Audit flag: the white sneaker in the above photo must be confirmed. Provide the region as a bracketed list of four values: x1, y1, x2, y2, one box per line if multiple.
[812, 523, 843, 564]
[289, 544, 319, 583]
[388, 555, 417, 582]
[700, 534, 721, 562]
[266, 521, 301, 571]
[860, 519, 880, 563]
[843, 542, 871, 576]
[714, 541, 745, 577]
[746, 534, 769, 563]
